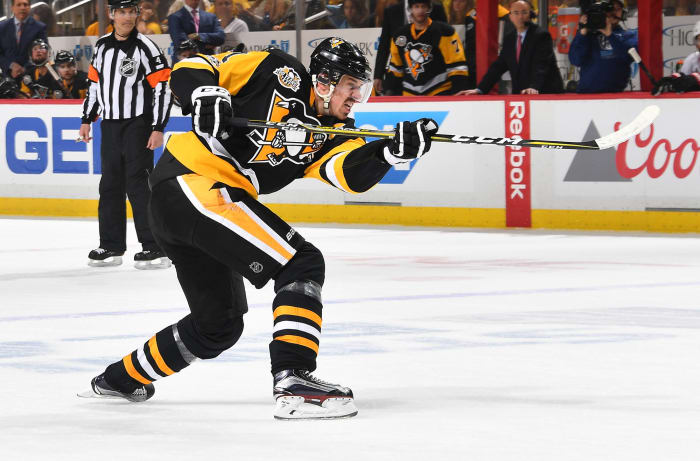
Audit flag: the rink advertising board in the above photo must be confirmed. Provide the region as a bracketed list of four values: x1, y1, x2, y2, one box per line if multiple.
[0, 94, 698, 233]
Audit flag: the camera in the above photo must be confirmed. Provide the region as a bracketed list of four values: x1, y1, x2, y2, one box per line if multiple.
[580, 0, 614, 31]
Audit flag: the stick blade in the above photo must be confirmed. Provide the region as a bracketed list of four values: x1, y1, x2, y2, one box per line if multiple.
[594, 105, 660, 150]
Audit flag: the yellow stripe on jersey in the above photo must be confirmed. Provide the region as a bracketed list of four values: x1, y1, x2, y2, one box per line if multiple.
[273, 305, 323, 328]
[274, 335, 319, 354]
[172, 57, 216, 74]
[123, 354, 152, 385]
[216, 51, 269, 97]
[388, 40, 405, 77]
[166, 131, 258, 198]
[303, 137, 367, 193]
[439, 33, 468, 74]
[148, 336, 175, 376]
[180, 174, 295, 262]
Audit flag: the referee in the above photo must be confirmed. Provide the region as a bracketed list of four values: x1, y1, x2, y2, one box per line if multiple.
[79, 0, 173, 270]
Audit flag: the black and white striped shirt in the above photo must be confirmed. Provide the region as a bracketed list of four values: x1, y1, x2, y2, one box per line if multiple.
[81, 29, 172, 131]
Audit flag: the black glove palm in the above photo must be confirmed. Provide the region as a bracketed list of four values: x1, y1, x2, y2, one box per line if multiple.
[384, 118, 439, 165]
[191, 86, 234, 139]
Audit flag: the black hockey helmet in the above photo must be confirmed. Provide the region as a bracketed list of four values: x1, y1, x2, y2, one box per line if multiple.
[0, 77, 20, 99]
[310, 37, 371, 86]
[108, 0, 139, 8]
[309, 38, 372, 107]
[55, 50, 76, 66]
[407, 0, 432, 7]
[29, 39, 50, 66]
[176, 39, 199, 54]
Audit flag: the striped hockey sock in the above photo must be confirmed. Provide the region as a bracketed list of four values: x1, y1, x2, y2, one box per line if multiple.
[269, 290, 323, 374]
[105, 323, 197, 392]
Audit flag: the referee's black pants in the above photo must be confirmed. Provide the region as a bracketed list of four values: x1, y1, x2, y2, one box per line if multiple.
[98, 116, 159, 252]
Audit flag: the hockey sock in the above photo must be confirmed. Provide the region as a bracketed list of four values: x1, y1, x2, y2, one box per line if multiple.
[269, 290, 322, 374]
[104, 323, 196, 392]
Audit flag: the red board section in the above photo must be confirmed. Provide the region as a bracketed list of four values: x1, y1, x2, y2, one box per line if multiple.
[504, 99, 531, 228]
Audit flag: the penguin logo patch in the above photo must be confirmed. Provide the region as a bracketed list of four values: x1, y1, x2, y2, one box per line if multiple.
[273, 66, 301, 92]
[330, 38, 344, 48]
[404, 42, 433, 78]
[247, 90, 327, 166]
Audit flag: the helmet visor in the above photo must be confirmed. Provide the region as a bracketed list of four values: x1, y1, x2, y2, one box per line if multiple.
[335, 74, 372, 104]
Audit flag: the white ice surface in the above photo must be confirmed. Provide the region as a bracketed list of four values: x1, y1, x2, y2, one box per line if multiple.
[1, 217, 700, 460]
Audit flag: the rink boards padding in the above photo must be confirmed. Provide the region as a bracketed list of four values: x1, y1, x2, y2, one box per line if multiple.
[0, 94, 698, 233]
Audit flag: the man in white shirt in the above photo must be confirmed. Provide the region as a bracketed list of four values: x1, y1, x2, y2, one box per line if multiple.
[680, 21, 700, 75]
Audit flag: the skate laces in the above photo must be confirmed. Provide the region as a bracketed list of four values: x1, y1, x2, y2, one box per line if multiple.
[298, 370, 333, 387]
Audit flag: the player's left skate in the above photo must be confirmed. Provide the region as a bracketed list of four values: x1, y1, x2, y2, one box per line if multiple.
[134, 250, 172, 270]
[77, 373, 154, 402]
[272, 369, 358, 420]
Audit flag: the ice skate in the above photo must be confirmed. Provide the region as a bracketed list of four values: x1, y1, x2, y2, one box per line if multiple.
[87, 248, 123, 267]
[77, 373, 154, 402]
[134, 250, 172, 270]
[273, 369, 358, 420]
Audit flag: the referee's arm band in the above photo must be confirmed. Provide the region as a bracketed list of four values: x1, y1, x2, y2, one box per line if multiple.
[88, 65, 99, 82]
[146, 68, 171, 88]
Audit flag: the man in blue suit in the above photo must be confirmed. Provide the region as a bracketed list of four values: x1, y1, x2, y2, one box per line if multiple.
[0, 0, 47, 78]
[168, 0, 224, 58]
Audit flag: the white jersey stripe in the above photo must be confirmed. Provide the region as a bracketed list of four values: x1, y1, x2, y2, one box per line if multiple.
[176, 177, 290, 265]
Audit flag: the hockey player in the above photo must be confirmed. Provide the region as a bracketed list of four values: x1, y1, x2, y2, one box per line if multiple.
[385, 0, 469, 96]
[54, 51, 89, 99]
[78, 37, 438, 420]
[19, 39, 59, 98]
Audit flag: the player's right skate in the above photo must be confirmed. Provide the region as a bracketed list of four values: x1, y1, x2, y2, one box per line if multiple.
[273, 369, 358, 420]
[77, 373, 154, 402]
[87, 248, 124, 267]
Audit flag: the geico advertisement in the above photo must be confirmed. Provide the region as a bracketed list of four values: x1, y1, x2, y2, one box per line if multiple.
[0, 101, 491, 206]
[531, 98, 700, 211]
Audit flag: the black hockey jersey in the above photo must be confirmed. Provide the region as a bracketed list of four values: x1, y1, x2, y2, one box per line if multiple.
[386, 19, 469, 96]
[155, 48, 390, 198]
[61, 70, 90, 99]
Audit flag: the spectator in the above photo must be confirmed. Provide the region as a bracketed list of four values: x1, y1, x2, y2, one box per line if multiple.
[54, 50, 90, 99]
[85, 3, 115, 36]
[275, 0, 333, 30]
[448, 0, 476, 88]
[459, 0, 563, 95]
[238, 0, 290, 31]
[374, 0, 447, 95]
[335, 0, 374, 28]
[137, 1, 163, 34]
[680, 21, 700, 75]
[0, 0, 48, 78]
[385, 0, 468, 95]
[168, 0, 225, 55]
[568, 0, 637, 93]
[214, 0, 249, 50]
[31, 3, 57, 36]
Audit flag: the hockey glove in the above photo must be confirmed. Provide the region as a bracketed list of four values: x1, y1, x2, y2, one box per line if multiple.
[191, 85, 233, 139]
[383, 118, 439, 165]
[652, 73, 700, 96]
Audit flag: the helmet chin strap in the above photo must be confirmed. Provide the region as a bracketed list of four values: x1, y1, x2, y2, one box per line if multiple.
[312, 74, 335, 116]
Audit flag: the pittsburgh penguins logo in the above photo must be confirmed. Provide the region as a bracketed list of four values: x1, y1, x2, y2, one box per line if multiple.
[247, 90, 327, 166]
[404, 42, 433, 79]
[330, 38, 344, 48]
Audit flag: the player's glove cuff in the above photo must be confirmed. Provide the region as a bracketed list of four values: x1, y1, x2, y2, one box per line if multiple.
[191, 85, 233, 139]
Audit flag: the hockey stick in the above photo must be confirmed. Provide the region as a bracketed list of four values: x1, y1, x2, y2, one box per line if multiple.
[44, 61, 69, 97]
[628, 48, 659, 87]
[230, 105, 660, 150]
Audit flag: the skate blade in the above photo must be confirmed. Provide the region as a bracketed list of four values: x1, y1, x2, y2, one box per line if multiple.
[134, 257, 172, 270]
[77, 388, 120, 399]
[273, 396, 358, 420]
[87, 256, 123, 267]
